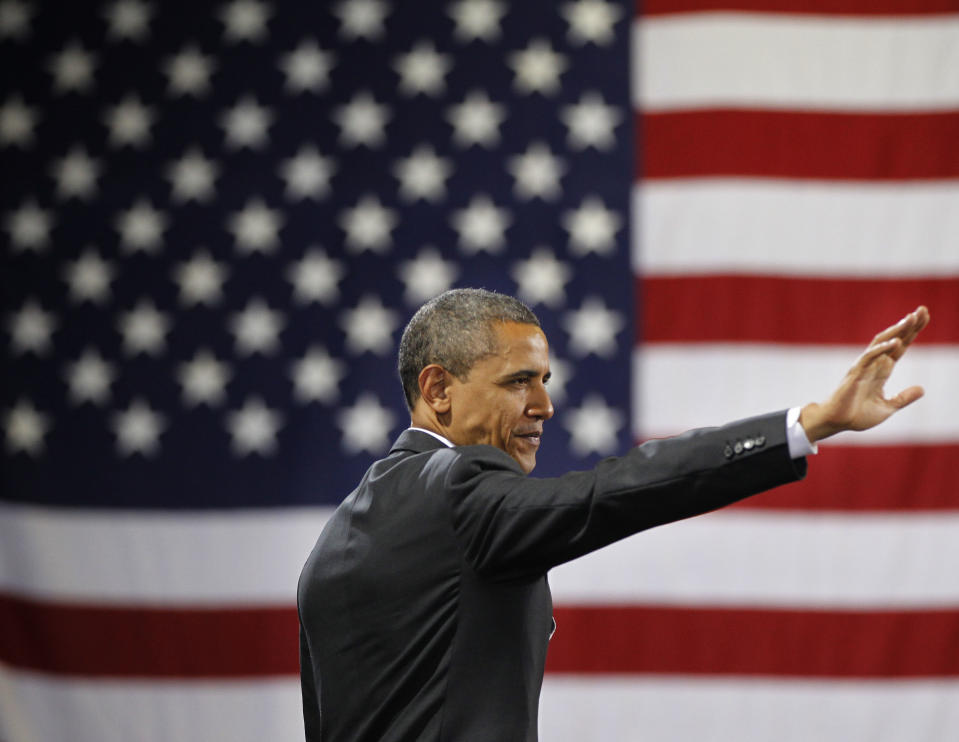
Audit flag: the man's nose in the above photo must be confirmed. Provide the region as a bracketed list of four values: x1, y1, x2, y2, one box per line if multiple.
[529, 386, 554, 420]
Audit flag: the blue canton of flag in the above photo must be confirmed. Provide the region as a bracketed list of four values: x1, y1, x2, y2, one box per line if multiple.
[2, 0, 633, 510]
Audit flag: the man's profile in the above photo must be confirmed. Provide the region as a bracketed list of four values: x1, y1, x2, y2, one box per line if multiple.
[298, 288, 929, 741]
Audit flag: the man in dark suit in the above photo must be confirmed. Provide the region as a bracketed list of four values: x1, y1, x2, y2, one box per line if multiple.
[298, 289, 929, 742]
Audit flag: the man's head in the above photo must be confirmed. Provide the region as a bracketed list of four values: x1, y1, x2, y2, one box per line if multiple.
[399, 289, 554, 473]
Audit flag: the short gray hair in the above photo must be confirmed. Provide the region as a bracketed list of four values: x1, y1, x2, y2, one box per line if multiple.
[398, 288, 540, 410]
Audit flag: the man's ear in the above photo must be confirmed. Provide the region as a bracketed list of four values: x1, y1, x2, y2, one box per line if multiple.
[418, 365, 452, 414]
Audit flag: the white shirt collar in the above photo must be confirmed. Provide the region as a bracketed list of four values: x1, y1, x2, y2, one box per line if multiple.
[408, 427, 454, 448]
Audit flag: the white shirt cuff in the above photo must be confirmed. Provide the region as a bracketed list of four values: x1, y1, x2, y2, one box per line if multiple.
[786, 406, 818, 459]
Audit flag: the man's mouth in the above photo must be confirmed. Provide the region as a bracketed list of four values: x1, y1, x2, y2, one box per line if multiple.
[515, 431, 542, 447]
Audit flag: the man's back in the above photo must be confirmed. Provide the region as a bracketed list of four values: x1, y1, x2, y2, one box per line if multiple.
[298, 431, 554, 742]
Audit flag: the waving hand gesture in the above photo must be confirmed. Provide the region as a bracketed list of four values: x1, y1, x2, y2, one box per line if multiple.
[799, 306, 930, 443]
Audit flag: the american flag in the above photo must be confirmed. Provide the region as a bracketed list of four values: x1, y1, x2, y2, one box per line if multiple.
[1, 0, 957, 740]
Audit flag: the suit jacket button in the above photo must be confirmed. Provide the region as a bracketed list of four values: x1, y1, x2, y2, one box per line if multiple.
[756, 436, 766, 447]
[724, 445, 733, 459]
[734, 441, 743, 454]
[743, 439, 754, 451]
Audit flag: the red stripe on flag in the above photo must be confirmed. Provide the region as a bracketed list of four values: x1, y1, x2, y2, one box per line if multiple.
[546, 605, 959, 676]
[640, 110, 959, 180]
[639, 275, 959, 345]
[7, 595, 959, 680]
[0, 594, 299, 678]
[735, 444, 959, 511]
[639, 0, 959, 16]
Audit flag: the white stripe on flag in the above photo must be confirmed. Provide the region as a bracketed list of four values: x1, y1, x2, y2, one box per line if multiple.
[7, 500, 959, 609]
[0, 665, 303, 742]
[0, 503, 331, 603]
[634, 180, 959, 276]
[635, 13, 959, 111]
[634, 345, 959, 442]
[539, 676, 959, 742]
[548, 510, 959, 607]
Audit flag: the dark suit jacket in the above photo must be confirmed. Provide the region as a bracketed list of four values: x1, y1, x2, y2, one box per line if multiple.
[298, 411, 806, 741]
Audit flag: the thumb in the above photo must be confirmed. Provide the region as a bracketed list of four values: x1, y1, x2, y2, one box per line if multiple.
[888, 385, 925, 410]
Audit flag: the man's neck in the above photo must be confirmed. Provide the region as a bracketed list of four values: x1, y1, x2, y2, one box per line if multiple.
[408, 427, 454, 448]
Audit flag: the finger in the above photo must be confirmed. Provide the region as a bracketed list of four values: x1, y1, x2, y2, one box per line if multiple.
[856, 337, 901, 371]
[870, 310, 918, 347]
[890, 305, 931, 360]
[887, 384, 925, 410]
[902, 305, 930, 344]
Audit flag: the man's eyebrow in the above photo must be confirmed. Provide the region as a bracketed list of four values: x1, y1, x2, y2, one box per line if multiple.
[500, 369, 550, 381]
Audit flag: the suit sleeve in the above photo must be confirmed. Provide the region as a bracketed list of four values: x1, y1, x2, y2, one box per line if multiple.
[440, 410, 806, 581]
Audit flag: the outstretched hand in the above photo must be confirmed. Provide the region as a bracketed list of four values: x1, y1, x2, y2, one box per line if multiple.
[799, 306, 930, 443]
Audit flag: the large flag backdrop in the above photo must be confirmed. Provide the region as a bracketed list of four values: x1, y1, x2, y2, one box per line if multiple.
[1, 0, 957, 740]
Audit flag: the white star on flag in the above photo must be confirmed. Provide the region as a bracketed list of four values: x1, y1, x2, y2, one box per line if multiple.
[219, 0, 271, 44]
[220, 96, 274, 148]
[340, 295, 400, 355]
[8, 300, 57, 355]
[230, 299, 285, 355]
[5, 200, 52, 251]
[398, 247, 460, 305]
[280, 40, 334, 93]
[4, 399, 50, 455]
[280, 146, 336, 200]
[562, 297, 625, 358]
[562, 91, 622, 150]
[339, 194, 397, 253]
[394, 41, 452, 96]
[447, 90, 505, 148]
[115, 198, 167, 253]
[173, 251, 228, 306]
[291, 347, 346, 404]
[561, 0, 622, 46]
[178, 350, 232, 406]
[104, 95, 155, 147]
[562, 393, 624, 455]
[47, 41, 97, 93]
[0, 1, 33, 40]
[112, 399, 166, 456]
[334, 0, 389, 41]
[63, 249, 115, 304]
[337, 392, 397, 454]
[563, 195, 621, 255]
[394, 144, 452, 202]
[333, 91, 391, 148]
[227, 397, 283, 456]
[508, 141, 566, 200]
[509, 39, 568, 95]
[50, 146, 101, 200]
[164, 45, 216, 96]
[65, 349, 116, 405]
[448, 0, 506, 42]
[511, 247, 572, 307]
[118, 299, 170, 355]
[103, 0, 153, 42]
[227, 198, 283, 253]
[287, 249, 346, 305]
[0, 95, 38, 146]
[167, 148, 219, 202]
[451, 194, 511, 253]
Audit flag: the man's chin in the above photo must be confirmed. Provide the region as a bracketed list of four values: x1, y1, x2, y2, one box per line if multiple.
[511, 451, 536, 474]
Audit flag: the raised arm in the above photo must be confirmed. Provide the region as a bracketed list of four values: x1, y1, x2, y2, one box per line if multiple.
[799, 306, 930, 443]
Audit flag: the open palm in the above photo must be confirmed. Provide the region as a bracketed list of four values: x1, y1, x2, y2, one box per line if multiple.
[800, 306, 930, 442]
